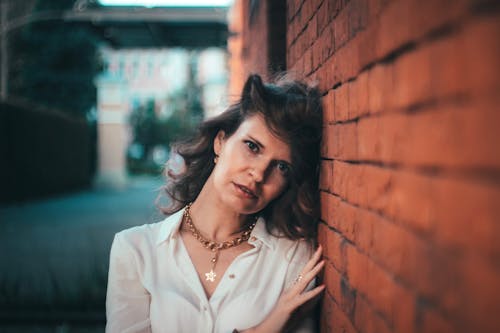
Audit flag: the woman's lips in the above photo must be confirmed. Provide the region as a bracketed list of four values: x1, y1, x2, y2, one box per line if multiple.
[233, 183, 257, 199]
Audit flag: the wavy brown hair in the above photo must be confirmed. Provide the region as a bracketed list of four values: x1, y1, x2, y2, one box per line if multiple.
[160, 74, 323, 241]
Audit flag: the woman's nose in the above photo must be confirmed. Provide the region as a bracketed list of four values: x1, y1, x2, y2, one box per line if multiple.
[249, 159, 269, 183]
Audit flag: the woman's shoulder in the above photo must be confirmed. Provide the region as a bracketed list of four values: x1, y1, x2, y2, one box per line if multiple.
[114, 209, 184, 249]
[276, 236, 314, 264]
[258, 223, 314, 264]
[115, 221, 160, 242]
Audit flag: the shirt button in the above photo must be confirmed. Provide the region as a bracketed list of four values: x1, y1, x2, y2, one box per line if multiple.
[229, 274, 235, 279]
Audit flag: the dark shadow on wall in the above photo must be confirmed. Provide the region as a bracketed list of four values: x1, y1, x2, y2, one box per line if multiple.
[0, 98, 95, 204]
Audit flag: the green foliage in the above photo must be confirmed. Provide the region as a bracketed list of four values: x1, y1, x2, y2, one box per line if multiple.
[127, 87, 203, 175]
[9, 0, 102, 117]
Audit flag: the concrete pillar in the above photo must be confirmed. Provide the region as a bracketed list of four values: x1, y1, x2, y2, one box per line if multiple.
[94, 76, 129, 189]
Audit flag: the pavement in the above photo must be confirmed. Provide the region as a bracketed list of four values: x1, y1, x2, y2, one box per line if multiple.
[0, 176, 167, 332]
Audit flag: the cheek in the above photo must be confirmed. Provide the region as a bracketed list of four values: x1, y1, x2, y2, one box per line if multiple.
[263, 177, 288, 199]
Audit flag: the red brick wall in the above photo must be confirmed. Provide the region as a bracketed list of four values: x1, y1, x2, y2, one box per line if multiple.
[287, 0, 500, 332]
[228, 0, 271, 101]
[228, 0, 287, 100]
[228, 0, 500, 332]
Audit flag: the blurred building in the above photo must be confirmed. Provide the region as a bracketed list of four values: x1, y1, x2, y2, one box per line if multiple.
[95, 46, 227, 187]
[94, 47, 189, 187]
[197, 47, 228, 118]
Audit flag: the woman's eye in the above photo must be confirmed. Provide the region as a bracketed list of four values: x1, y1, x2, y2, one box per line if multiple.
[245, 141, 259, 152]
[277, 162, 290, 174]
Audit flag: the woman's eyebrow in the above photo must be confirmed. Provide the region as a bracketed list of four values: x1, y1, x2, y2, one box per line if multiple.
[248, 135, 265, 149]
[248, 135, 292, 164]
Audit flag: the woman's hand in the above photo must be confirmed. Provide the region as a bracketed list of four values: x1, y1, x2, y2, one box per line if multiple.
[242, 245, 325, 333]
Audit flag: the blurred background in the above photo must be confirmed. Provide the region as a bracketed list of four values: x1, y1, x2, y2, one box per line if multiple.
[0, 0, 234, 332]
[1, 0, 499, 332]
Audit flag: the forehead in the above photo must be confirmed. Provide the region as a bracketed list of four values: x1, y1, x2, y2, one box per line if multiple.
[234, 114, 291, 161]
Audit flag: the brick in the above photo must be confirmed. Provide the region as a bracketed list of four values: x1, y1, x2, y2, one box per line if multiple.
[461, 15, 500, 98]
[320, 192, 331, 224]
[346, 244, 416, 333]
[356, 71, 369, 115]
[303, 47, 313, 74]
[323, 55, 336, 90]
[320, 125, 330, 157]
[327, 194, 357, 243]
[406, 0, 468, 42]
[320, 293, 335, 333]
[354, 207, 437, 298]
[355, 295, 392, 333]
[307, 14, 318, 47]
[323, 259, 342, 304]
[367, 0, 388, 18]
[319, 159, 334, 192]
[302, 0, 313, 25]
[317, 1, 329, 35]
[327, 122, 358, 160]
[418, 306, 456, 333]
[348, 0, 369, 37]
[322, 89, 335, 124]
[428, 30, 468, 98]
[335, 34, 360, 80]
[367, 63, 394, 114]
[357, 113, 399, 162]
[321, 25, 335, 61]
[357, 101, 500, 168]
[332, 159, 500, 260]
[327, 0, 343, 22]
[347, 72, 369, 119]
[456, 253, 500, 333]
[374, 169, 435, 235]
[329, 195, 458, 303]
[376, 0, 412, 59]
[356, 20, 378, 69]
[331, 297, 358, 333]
[347, 80, 359, 119]
[312, 39, 323, 71]
[317, 222, 346, 273]
[333, 83, 349, 121]
[432, 176, 500, 260]
[286, 1, 296, 22]
[333, 6, 350, 49]
[332, 162, 434, 234]
[392, 45, 433, 109]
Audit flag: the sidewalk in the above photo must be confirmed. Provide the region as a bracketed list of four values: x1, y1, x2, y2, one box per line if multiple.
[0, 176, 167, 332]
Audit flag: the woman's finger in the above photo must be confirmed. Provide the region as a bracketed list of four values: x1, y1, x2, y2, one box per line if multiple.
[299, 245, 323, 274]
[287, 259, 325, 296]
[289, 285, 325, 309]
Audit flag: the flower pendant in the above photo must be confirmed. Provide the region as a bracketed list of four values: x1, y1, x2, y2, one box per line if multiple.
[205, 269, 217, 282]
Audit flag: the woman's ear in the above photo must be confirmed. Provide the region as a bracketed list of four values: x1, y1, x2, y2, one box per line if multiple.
[213, 130, 225, 156]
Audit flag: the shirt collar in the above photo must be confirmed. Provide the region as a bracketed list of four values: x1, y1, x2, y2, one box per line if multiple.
[156, 207, 185, 246]
[249, 216, 276, 250]
[156, 206, 277, 250]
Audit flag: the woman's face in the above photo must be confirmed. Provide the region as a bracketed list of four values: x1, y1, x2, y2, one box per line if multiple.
[211, 114, 292, 215]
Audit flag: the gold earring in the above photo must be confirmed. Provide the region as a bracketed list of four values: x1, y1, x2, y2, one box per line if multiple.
[214, 155, 219, 164]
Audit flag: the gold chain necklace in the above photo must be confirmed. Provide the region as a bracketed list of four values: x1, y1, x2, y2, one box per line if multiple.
[183, 203, 256, 283]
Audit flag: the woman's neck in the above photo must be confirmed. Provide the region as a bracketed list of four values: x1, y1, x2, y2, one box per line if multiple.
[188, 187, 248, 242]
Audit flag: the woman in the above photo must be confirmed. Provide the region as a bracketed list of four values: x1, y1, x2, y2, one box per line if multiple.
[106, 74, 325, 333]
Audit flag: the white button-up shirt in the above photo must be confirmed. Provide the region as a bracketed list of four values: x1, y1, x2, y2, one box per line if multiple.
[106, 207, 315, 333]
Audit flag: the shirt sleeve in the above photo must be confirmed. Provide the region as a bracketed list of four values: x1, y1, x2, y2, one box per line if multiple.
[106, 232, 152, 333]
